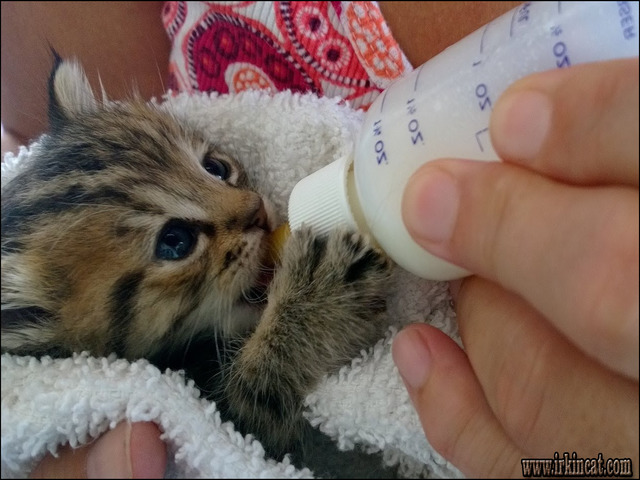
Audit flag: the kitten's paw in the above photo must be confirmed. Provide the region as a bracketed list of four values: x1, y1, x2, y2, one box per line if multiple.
[231, 229, 392, 445]
[322, 229, 392, 291]
[277, 227, 391, 297]
[270, 227, 392, 353]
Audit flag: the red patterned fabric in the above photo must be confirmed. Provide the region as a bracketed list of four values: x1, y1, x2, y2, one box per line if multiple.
[163, 1, 413, 110]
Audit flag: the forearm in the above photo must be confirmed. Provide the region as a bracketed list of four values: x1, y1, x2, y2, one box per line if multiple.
[1, 1, 170, 148]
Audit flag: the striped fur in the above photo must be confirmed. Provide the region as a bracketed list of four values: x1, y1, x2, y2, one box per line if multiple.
[1, 58, 393, 470]
[2, 58, 271, 358]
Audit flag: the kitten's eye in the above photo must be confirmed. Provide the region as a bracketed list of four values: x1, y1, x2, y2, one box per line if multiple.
[203, 156, 230, 180]
[155, 223, 196, 260]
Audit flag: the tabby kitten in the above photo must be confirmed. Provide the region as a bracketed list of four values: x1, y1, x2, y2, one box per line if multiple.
[1, 57, 392, 466]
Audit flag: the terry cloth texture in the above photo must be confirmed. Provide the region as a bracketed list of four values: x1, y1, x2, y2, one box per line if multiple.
[163, 1, 413, 110]
[1, 89, 463, 479]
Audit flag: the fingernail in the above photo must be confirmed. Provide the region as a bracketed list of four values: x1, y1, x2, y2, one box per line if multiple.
[403, 167, 459, 244]
[87, 422, 133, 478]
[491, 90, 552, 162]
[392, 327, 432, 389]
[129, 422, 167, 479]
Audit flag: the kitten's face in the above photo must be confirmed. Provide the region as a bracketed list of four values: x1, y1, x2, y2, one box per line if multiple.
[1, 59, 275, 358]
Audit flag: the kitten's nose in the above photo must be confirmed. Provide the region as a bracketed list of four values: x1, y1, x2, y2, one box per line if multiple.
[245, 197, 269, 231]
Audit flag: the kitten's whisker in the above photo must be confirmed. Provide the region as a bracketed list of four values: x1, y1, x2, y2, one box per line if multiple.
[241, 287, 268, 304]
[154, 56, 166, 96]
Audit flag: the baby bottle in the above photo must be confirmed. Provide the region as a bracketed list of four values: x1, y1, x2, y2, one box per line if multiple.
[286, 1, 639, 280]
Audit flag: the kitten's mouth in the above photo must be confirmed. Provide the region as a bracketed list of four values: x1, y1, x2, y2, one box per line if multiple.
[241, 229, 279, 306]
[257, 267, 275, 287]
[242, 268, 274, 305]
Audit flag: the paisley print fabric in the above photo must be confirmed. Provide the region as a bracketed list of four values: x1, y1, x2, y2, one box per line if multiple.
[163, 1, 413, 110]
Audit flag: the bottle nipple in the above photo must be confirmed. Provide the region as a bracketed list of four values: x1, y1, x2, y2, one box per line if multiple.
[265, 222, 291, 266]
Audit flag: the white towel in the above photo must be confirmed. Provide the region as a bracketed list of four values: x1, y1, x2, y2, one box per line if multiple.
[1, 90, 463, 478]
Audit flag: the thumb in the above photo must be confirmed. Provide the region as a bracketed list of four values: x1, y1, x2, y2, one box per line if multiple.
[30, 421, 166, 479]
[391, 324, 525, 477]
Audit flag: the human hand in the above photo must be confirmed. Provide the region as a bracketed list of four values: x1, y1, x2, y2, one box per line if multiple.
[30, 421, 166, 478]
[393, 58, 639, 477]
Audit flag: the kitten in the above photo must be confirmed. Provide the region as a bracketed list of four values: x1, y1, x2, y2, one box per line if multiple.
[1, 56, 393, 472]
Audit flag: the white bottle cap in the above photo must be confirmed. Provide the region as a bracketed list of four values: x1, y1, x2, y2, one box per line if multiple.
[288, 155, 357, 236]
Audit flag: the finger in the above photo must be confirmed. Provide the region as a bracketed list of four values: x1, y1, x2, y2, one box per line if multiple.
[402, 159, 639, 379]
[30, 443, 88, 478]
[490, 58, 639, 187]
[457, 276, 639, 462]
[392, 323, 525, 477]
[30, 422, 166, 479]
[122, 422, 166, 479]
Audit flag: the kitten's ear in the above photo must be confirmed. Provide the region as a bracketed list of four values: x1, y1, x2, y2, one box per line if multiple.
[48, 50, 98, 130]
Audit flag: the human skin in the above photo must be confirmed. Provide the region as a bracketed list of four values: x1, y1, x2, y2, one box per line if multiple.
[29, 422, 166, 479]
[395, 58, 639, 477]
[1, 1, 169, 148]
[8, 2, 631, 478]
[1, 1, 519, 152]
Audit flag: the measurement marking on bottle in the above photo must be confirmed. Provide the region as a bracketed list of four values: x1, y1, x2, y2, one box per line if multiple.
[414, 64, 425, 92]
[550, 25, 571, 68]
[618, 1, 636, 39]
[511, 2, 531, 37]
[406, 99, 425, 145]
[408, 120, 424, 145]
[480, 23, 490, 53]
[406, 98, 417, 115]
[475, 127, 489, 152]
[475, 83, 492, 111]
[509, 7, 518, 37]
[553, 40, 571, 67]
[372, 120, 388, 164]
[379, 91, 388, 113]
[373, 120, 382, 136]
